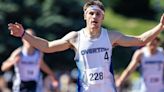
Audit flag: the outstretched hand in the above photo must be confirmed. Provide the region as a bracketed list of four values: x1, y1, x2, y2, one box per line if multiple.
[8, 22, 25, 37]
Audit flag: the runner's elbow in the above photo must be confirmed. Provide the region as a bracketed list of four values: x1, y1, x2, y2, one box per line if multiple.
[137, 38, 148, 46]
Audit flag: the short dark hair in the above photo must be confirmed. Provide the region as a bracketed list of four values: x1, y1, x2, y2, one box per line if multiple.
[83, 0, 105, 12]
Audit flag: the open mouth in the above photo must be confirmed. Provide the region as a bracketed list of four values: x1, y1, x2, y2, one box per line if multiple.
[91, 21, 98, 24]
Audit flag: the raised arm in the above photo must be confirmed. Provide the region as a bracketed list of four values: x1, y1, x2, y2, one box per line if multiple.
[8, 23, 77, 53]
[1, 48, 21, 71]
[115, 49, 142, 88]
[111, 14, 164, 47]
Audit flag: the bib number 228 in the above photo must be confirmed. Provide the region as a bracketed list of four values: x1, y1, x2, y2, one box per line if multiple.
[89, 72, 103, 81]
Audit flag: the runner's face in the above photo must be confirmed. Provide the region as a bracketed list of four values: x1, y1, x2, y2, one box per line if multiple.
[84, 7, 104, 29]
[147, 39, 159, 50]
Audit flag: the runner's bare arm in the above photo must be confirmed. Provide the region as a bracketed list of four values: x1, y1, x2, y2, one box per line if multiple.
[8, 23, 77, 53]
[40, 53, 58, 87]
[116, 49, 142, 88]
[1, 48, 21, 71]
[110, 14, 164, 47]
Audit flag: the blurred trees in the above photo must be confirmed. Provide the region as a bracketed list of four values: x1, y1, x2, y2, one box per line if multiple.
[108, 0, 163, 20]
[0, 0, 84, 71]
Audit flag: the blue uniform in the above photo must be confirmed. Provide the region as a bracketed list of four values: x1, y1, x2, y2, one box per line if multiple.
[140, 47, 164, 92]
[13, 48, 42, 92]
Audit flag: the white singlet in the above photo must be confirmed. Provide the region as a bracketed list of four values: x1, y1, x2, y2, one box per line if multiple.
[13, 48, 41, 92]
[74, 27, 116, 92]
[140, 47, 164, 92]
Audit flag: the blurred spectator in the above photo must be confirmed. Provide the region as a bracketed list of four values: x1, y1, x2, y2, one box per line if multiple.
[0, 76, 11, 92]
[3, 71, 14, 90]
[59, 73, 70, 92]
[43, 75, 59, 92]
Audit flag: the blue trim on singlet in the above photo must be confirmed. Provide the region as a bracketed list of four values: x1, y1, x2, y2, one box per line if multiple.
[145, 61, 163, 64]
[110, 62, 114, 76]
[75, 60, 83, 92]
[77, 69, 82, 92]
[109, 62, 117, 91]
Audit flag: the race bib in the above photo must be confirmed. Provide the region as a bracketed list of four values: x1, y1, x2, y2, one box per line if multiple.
[86, 67, 104, 85]
[24, 67, 38, 78]
[145, 75, 161, 85]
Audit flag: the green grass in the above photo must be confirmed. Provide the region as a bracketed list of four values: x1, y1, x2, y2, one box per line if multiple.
[103, 8, 159, 36]
[160, 0, 164, 8]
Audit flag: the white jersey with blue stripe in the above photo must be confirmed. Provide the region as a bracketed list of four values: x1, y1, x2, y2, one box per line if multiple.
[74, 28, 116, 92]
[13, 48, 42, 92]
[140, 47, 164, 92]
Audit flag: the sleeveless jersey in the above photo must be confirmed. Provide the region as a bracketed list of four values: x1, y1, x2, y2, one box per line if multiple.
[13, 48, 41, 92]
[140, 47, 164, 92]
[74, 28, 116, 92]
